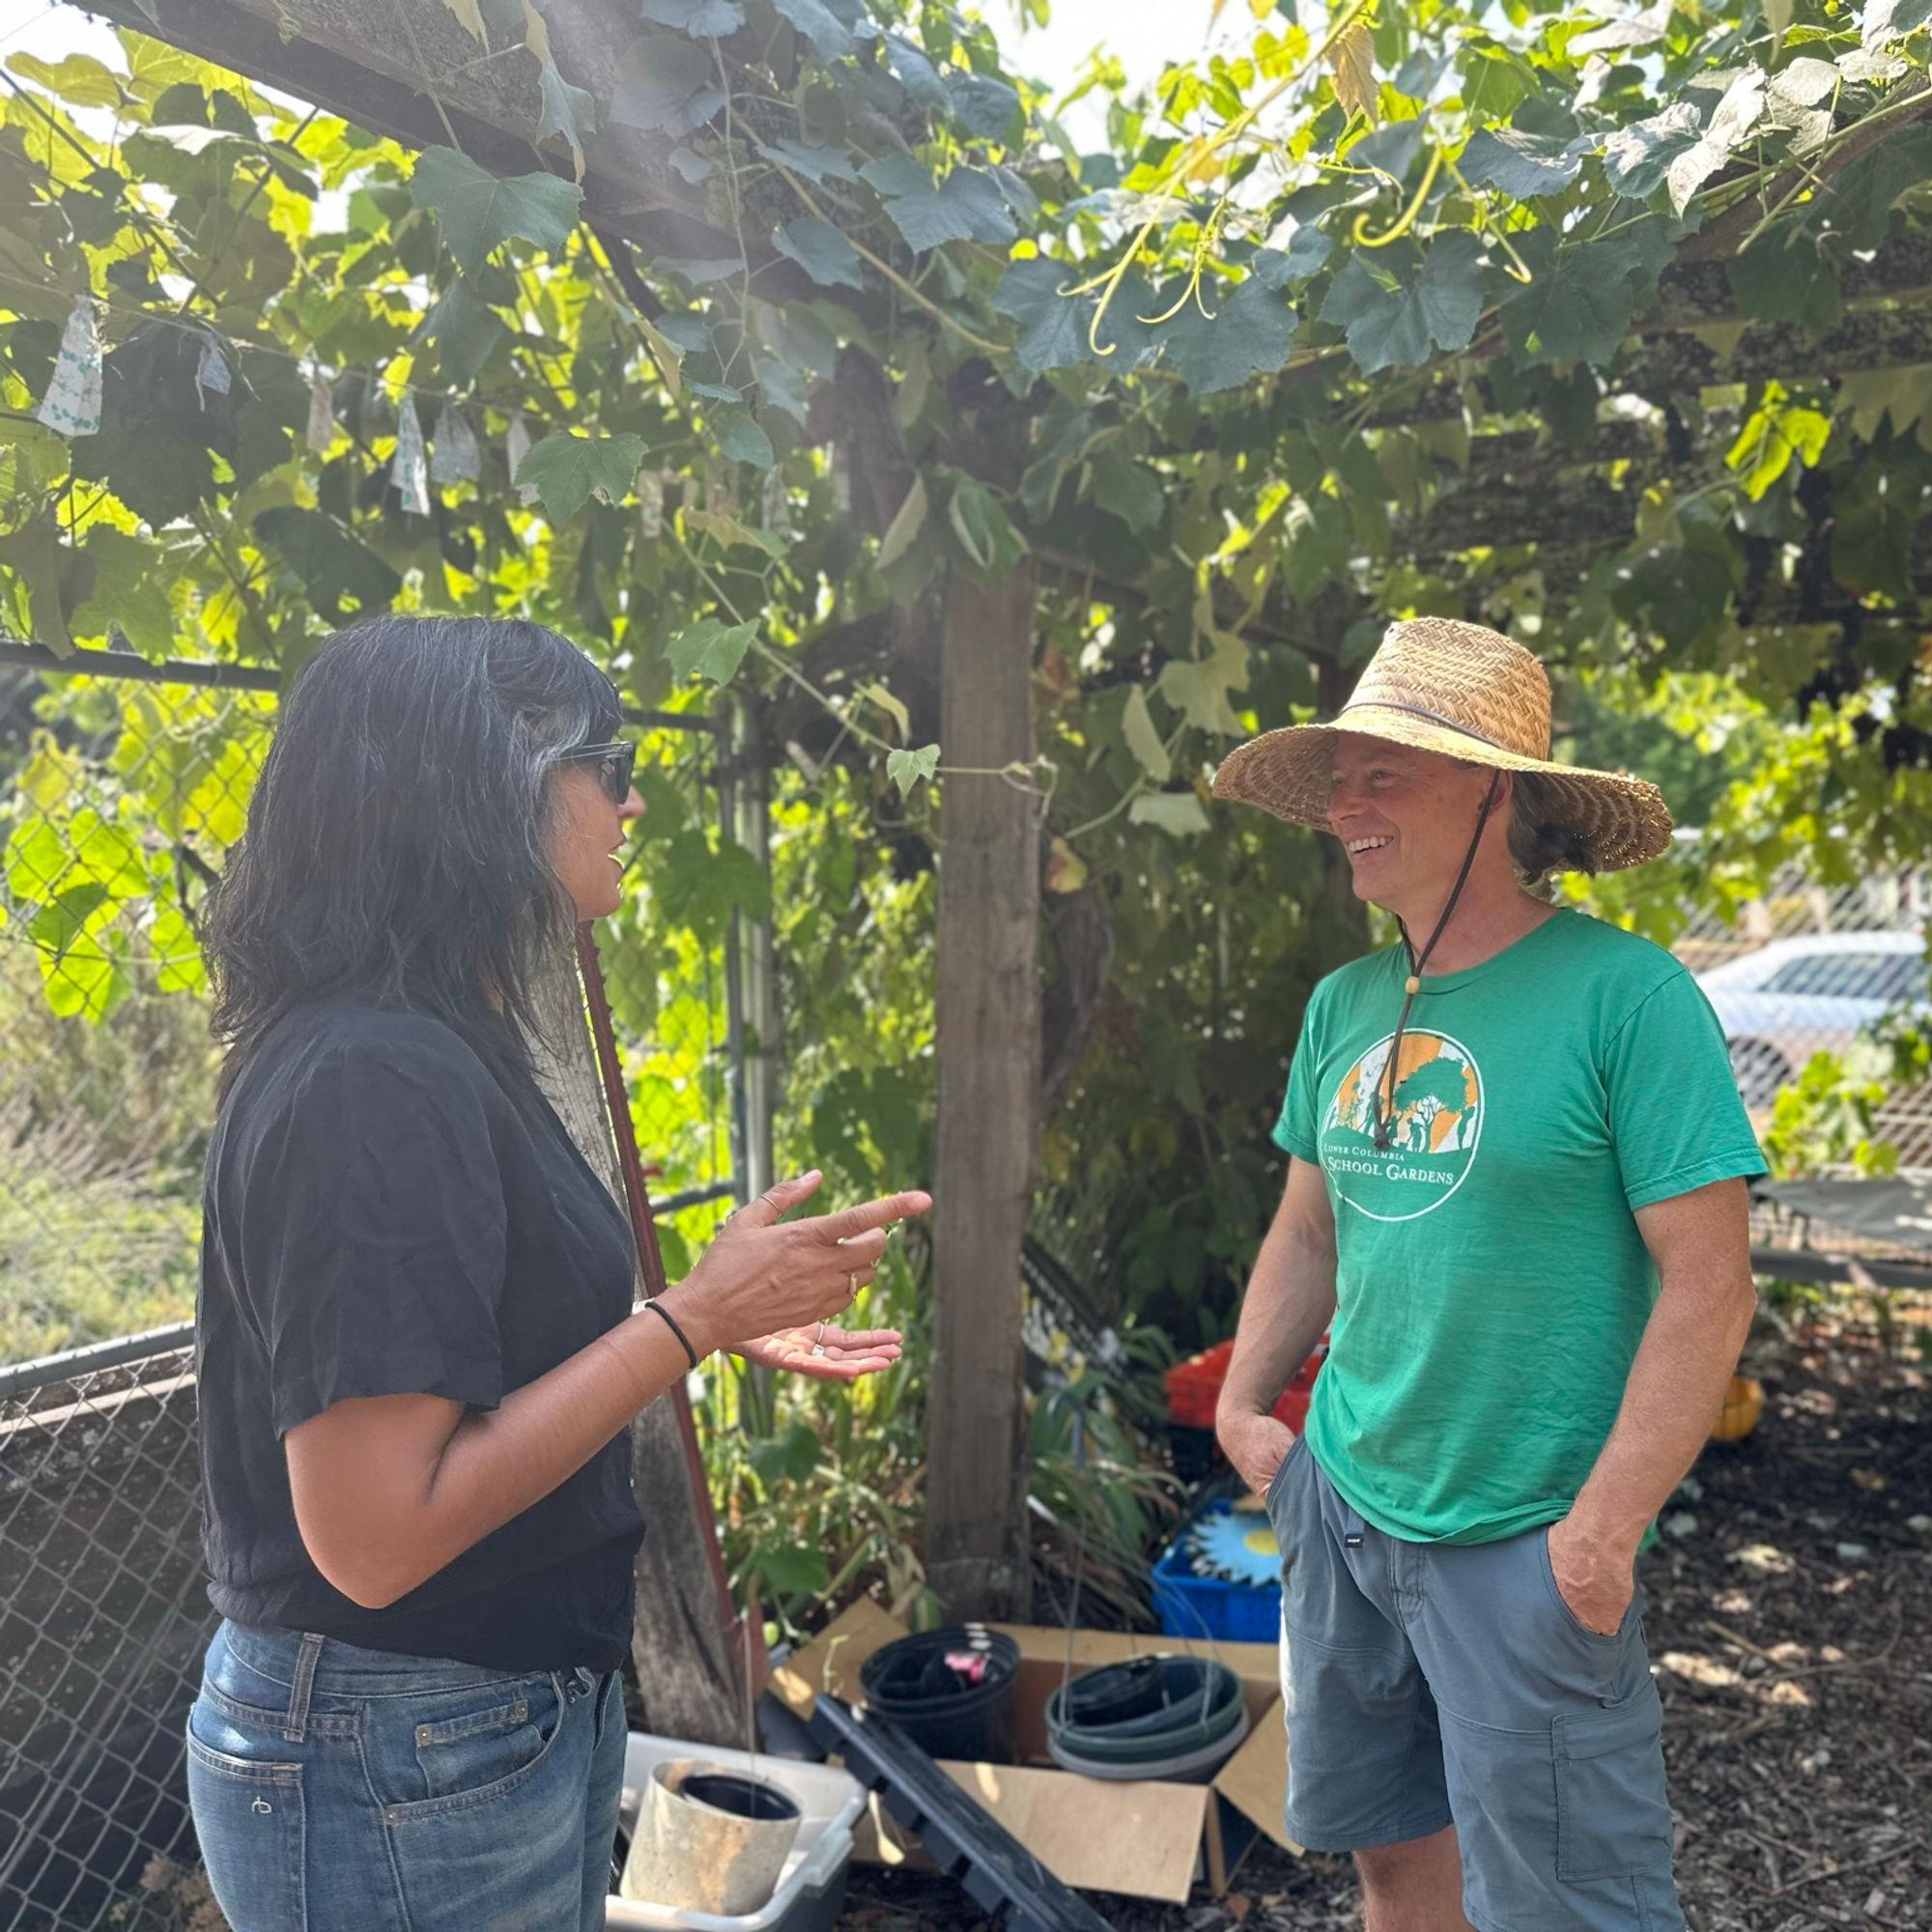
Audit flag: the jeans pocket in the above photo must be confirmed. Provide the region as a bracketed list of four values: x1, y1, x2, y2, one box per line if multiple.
[1553, 1680, 1674, 1882]
[185, 1703, 305, 1932]
[383, 1672, 565, 1823]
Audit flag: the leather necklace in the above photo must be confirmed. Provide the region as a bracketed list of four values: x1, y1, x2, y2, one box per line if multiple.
[1371, 770, 1503, 1151]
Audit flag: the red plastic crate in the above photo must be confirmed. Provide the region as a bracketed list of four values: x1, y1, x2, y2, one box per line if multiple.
[1163, 1336, 1326, 1433]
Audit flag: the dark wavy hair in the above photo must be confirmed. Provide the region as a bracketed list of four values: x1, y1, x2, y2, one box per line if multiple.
[201, 614, 623, 1099]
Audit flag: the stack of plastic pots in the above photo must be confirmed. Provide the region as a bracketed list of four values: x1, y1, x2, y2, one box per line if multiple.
[1042, 1654, 1250, 1784]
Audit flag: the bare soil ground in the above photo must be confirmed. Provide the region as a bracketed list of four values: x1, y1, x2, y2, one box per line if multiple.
[844, 1312, 1932, 1932]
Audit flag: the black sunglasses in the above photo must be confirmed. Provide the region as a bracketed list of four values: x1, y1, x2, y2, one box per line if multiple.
[557, 740, 638, 805]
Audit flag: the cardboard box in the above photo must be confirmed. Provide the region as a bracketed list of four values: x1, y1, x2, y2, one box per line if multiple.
[770, 1601, 1301, 1905]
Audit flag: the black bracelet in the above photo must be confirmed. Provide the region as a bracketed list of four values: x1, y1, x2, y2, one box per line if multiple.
[644, 1297, 700, 1371]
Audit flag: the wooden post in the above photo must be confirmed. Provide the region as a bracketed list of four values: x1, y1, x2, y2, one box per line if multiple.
[525, 940, 753, 1748]
[924, 557, 1040, 1621]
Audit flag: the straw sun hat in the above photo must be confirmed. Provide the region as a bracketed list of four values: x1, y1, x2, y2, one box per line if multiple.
[1210, 616, 1672, 873]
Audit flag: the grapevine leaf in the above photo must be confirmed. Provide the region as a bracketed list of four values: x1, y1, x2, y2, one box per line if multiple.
[668, 616, 759, 684]
[639, 0, 746, 32]
[877, 475, 928, 570]
[1121, 685, 1170, 781]
[1804, 125, 1932, 250]
[709, 403, 773, 469]
[1601, 102, 1704, 201]
[1663, 72, 1766, 214]
[947, 72, 1020, 142]
[881, 34, 948, 113]
[861, 156, 1016, 251]
[1129, 790, 1210, 836]
[1727, 236, 1841, 332]
[1862, 0, 1932, 45]
[413, 275, 507, 385]
[609, 36, 726, 136]
[1321, 255, 1427, 373]
[536, 60, 596, 179]
[253, 506, 402, 622]
[683, 507, 785, 554]
[1500, 227, 1662, 367]
[772, 0, 856, 60]
[1163, 274, 1295, 393]
[513, 431, 647, 520]
[1327, 19, 1377, 125]
[887, 744, 941, 796]
[1415, 231, 1483, 355]
[1458, 125, 1587, 199]
[772, 215, 864, 289]
[437, 0, 488, 42]
[991, 258, 1088, 373]
[754, 138, 857, 183]
[1092, 451, 1164, 534]
[410, 147, 582, 270]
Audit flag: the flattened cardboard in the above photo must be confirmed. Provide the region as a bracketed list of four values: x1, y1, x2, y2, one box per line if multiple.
[943, 1761, 1209, 1906]
[779, 1602, 1293, 1903]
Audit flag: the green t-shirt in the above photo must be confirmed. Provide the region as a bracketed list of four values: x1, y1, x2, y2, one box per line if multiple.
[1276, 908, 1765, 1546]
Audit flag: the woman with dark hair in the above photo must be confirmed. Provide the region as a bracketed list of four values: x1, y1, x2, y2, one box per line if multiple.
[185, 614, 927, 1931]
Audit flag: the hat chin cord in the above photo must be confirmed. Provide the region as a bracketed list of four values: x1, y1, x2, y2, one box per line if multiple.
[1371, 769, 1503, 1151]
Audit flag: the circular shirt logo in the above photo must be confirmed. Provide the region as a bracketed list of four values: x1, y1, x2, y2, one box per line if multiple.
[1320, 1029, 1485, 1222]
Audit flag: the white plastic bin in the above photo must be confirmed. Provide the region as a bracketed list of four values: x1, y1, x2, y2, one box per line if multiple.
[606, 1734, 865, 1932]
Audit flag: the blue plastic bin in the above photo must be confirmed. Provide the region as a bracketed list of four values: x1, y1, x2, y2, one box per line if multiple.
[1151, 1498, 1283, 1642]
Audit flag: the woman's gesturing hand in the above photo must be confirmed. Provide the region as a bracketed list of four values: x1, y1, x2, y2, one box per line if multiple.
[661, 1172, 931, 1360]
[734, 1324, 903, 1381]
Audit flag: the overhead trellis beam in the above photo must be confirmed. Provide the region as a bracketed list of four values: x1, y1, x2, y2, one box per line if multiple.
[1647, 231, 1932, 330]
[73, 0, 748, 266]
[1368, 301, 1932, 429]
[1396, 477, 1665, 556]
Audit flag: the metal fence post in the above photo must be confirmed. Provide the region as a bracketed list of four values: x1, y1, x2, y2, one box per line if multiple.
[729, 694, 778, 1209]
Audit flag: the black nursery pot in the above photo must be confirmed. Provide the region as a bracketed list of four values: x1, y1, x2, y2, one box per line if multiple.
[859, 1625, 1020, 1763]
[675, 1770, 802, 1824]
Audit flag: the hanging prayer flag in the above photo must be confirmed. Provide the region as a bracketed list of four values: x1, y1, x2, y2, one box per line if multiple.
[391, 394, 431, 516]
[430, 405, 480, 484]
[638, 469, 664, 538]
[36, 298, 103, 439]
[761, 465, 790, 535]
[306, 370, 334, 452]
[507, 410, 537, 504]
[194, 336, 231, 408]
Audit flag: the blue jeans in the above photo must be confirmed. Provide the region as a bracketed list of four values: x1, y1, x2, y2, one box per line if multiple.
[187, 1620, 626, 1932]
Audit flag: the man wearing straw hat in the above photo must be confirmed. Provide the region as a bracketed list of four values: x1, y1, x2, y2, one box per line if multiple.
[1212, 618, 1764, 1932]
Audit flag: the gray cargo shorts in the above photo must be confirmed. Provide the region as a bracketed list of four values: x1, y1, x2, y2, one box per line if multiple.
[1265, 1436, 1684, 1932]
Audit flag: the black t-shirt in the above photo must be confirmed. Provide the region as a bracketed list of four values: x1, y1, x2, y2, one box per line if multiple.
[197, 999, 644, 1671]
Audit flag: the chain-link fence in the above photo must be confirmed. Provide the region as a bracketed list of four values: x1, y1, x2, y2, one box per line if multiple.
[1, 1331, 204, 1931]
[1669, 858, 1932, 1167]
[0, 639, 756, 1929]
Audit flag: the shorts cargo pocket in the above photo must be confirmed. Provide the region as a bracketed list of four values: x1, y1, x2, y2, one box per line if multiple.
[1553, 1680, 1673, 1883]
